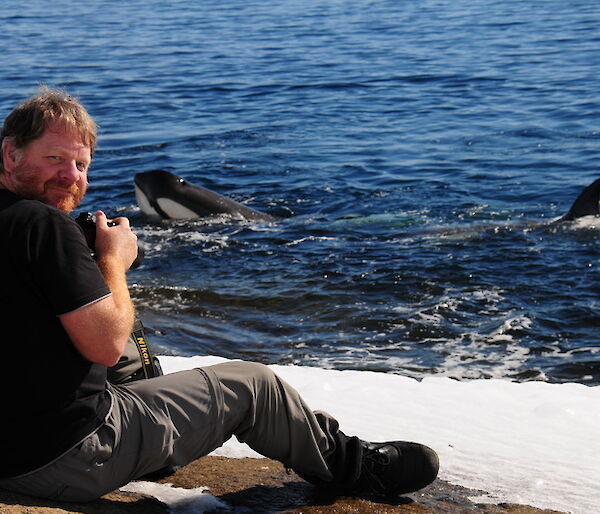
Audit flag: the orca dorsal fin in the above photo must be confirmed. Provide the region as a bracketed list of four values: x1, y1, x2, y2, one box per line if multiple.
[563, 178, 600, 220]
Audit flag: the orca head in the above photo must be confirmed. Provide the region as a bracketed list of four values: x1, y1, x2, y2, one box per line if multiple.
[134, 169, 200, 219]
[134, 169, 280, 222]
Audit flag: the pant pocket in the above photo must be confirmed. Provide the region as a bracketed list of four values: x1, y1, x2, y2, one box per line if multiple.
[66, 424, 115, 470]
[54, 425, 118, 502]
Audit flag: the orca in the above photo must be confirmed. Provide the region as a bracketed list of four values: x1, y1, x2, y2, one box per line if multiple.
[134, 169, 279, 222]
[424, 176, 600, 237]
[134, 169, 600, 227]
[430, 177, 600, 235]
[336, 177, 600, 240]
[561, 177, 600, 220]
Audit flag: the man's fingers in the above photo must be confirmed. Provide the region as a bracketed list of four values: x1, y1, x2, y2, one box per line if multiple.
[95, 210, 107, 227]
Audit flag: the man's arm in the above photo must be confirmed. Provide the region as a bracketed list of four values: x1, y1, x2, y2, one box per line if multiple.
[59, 211, 138, 366]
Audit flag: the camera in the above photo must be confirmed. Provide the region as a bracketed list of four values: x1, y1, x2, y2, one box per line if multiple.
[75, 212, 144, 269]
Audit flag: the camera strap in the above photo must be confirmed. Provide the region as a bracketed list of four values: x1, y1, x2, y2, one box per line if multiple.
[130, 318, 162, 379]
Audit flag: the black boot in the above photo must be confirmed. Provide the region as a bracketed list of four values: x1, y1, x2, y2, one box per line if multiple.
[299, 434, 439, 498]
[351, 440, 439, 496]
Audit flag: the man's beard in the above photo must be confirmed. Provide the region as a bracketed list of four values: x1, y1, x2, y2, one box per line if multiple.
[12, 161, 86, 214]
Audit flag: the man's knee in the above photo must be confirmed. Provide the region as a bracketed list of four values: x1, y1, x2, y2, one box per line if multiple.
[244, 361, 280, 391]
[209, 360, 279, 394]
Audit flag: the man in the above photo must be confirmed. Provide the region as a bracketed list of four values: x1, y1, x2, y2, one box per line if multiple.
[0, 88, 439, 502]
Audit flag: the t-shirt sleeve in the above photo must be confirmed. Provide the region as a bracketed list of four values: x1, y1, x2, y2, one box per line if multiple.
[28, 210, 111, 315]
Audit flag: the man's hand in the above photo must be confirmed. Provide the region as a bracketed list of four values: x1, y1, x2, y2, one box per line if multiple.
[94, 210, 139, 271]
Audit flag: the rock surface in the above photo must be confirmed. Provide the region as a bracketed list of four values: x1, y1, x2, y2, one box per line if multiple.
[0, 456, 564, 513]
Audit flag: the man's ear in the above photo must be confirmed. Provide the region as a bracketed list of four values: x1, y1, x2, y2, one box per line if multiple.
[1, 137, 21, 173]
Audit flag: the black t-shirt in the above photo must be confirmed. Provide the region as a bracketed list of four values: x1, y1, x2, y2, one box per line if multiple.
[0, 190, 112, 478]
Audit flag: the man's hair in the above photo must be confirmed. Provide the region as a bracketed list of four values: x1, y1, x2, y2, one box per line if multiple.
[0, 86, 97, 171]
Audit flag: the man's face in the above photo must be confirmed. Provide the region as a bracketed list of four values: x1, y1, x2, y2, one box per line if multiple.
[4, 123, 91, 213]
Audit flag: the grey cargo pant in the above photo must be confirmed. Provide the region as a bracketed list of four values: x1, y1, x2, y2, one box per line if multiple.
[0, 361, 344, 502]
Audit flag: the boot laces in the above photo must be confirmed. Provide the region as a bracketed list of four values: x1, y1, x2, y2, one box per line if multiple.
[358, 446, 392, 495]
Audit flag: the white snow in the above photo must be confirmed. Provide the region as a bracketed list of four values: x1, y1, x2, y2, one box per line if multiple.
[120, 355, 600, 514]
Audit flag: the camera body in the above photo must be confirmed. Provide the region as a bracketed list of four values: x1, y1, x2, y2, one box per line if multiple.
[75, 212, 143, 269]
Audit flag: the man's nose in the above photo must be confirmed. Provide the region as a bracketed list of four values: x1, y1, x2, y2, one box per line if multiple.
[57, 161, 83, 182]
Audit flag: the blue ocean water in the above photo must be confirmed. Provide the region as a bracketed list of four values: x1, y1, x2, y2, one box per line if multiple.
[2, 0, 599, 384]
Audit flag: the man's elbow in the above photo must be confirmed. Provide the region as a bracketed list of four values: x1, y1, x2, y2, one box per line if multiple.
[95, 350, 122, 367]
[59, 301, 131, 367]
[81, 341, 124, 367]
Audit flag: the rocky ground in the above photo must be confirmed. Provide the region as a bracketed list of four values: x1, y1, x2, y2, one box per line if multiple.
[0, 456, 564, 514]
